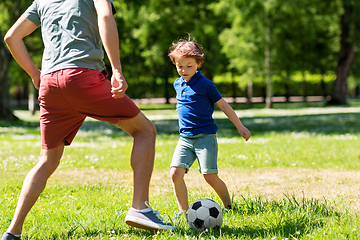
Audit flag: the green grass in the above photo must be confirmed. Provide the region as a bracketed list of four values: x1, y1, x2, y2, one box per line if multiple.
[1, 100, 360, 239]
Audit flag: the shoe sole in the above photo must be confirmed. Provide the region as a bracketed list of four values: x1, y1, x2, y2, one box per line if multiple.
[125, 218, 175, 232]
[1, 233, 21, 240]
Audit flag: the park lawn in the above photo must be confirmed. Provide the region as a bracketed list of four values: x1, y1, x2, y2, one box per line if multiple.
[1, 101, 360, 239]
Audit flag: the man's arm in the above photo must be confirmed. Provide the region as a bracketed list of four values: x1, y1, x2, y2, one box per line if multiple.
[94, 0, 128, 99]
[4, 17, 41, 89]
[216, 98, 251, 141]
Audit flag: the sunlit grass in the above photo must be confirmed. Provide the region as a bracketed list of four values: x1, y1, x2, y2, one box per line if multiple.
[1, 101, 360, 239]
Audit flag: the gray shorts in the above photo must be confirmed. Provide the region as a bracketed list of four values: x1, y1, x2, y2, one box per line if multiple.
[170, 134, 218, 174]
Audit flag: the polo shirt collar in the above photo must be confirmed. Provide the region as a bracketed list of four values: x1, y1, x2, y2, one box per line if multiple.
[181, 71, 202, 86]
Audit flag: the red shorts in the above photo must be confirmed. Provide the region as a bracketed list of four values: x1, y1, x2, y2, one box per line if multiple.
[38, 68, 140, 149]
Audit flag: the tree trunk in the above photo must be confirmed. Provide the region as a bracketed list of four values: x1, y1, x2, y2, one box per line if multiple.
[321, 74, 327, 98]
[302, 72, 307, 101]
[231, 76, 237, 103]
[284, 70, 291, 102]
[163, 61, 172, 104]
[265, 24, 273, 108]
[265, 0, 273, 109]
[328, 1, 356, 105]
[28, 81, 37, 115]
[246, 68, 254, 106]
[0, 31, 18, 121]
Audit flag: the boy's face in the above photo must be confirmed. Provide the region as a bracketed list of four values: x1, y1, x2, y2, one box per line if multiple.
[174, 56, 200, 81]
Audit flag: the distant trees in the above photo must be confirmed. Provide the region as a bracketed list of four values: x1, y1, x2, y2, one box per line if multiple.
[114, 0, 226, 103]
[210, 0, 344, 107]
[0, 0, 359, 120]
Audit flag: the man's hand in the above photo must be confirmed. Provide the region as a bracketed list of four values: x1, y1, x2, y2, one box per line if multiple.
[31, 69, 41, 90]
[111, 70, 128, 99]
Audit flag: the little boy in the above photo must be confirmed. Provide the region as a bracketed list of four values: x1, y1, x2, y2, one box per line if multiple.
[168, 37, 251, 215]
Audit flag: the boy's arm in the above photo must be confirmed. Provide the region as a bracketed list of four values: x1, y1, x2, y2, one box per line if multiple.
[4, 17, 41, 89]
[94, 0, 128, 99]
[215, 98, 251, 141]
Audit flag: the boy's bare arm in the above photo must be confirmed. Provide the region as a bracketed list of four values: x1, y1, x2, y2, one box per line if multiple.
[216, 98, 251, 141]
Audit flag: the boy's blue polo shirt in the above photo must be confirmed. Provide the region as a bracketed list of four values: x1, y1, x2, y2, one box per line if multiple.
[174, 71, 222, 137]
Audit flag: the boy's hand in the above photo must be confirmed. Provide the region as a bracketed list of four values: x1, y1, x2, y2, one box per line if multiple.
[238, 126, 251, 141]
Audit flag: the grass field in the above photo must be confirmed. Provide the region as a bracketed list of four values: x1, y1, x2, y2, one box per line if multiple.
[1, 100, 360, 239]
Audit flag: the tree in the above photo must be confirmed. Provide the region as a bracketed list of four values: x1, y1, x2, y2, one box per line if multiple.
[328, 0, 360, 105]
[272, 0, 339, 100]
[122, 0, 227, 103]
[0, 1, 19, 120]
[211, 0, 343, 107]
[0, 29, 15, 120]
[211, 0, 291, 108]
[0, 0, 42, 120]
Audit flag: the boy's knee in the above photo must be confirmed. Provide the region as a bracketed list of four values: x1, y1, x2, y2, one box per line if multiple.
[203, 173, 219, 184]
[170, 167, 185, 183]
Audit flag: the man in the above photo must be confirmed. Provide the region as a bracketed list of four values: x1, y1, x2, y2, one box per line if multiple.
[2, 0, 174, 239]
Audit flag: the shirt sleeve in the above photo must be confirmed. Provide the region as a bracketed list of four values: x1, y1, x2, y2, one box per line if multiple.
[207, 81, 222, 103]
[93, 0, 117, 14]
[22, 1, 41, 27]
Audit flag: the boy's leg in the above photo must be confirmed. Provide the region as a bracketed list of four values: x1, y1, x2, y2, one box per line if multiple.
[6, 143, 65, 235]
[203, 173, 231, 208]
[170, 167, 189, 212]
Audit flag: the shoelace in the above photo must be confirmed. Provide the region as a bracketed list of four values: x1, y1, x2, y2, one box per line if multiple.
[145, 201, 164, 221]
[172, 210, 186, 219]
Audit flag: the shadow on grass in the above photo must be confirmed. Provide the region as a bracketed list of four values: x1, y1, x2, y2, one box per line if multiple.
[2, 112, 360, 137]
[216, 112, 360, 137]
[81, 112, 360, 137]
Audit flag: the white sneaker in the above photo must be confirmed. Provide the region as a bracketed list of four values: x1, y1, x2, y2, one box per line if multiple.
[125, 201, 175, 231]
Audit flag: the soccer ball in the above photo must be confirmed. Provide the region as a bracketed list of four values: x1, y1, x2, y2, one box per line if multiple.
[186, 198, 223, 229]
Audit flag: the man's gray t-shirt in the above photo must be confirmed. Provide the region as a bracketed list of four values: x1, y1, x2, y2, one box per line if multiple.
[22, 0, 115, 77]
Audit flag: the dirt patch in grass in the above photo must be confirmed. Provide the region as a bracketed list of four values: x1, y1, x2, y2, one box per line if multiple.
[182, 168, 360, 211]
[49, 168, 360, 211]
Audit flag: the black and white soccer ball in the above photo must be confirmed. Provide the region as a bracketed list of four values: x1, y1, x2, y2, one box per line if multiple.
[186, 198, 223, 229]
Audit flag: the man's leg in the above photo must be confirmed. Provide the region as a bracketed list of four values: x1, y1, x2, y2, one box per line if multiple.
[115, 112, 156, 210]
[6, 143, 64, 235]
[115, 112, 174, 231]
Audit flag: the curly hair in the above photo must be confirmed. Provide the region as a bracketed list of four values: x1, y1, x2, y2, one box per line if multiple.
[168, 35, 204, 66]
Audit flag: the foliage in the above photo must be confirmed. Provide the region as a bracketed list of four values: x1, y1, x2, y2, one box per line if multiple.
[113, 0, 227, 99]
[209, 0, 340, 88]
[1, 0, 360, 103]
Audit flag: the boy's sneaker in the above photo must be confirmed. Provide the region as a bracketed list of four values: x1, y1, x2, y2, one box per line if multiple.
[172, 210, 186, 219]
[1, 233, 21, 240]
[125, 201, 175, 231]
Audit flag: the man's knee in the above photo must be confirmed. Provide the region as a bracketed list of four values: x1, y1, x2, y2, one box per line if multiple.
[146, 121, 157, 139]
[116, 112, 156, 138]
[38, 144, 64, 174]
